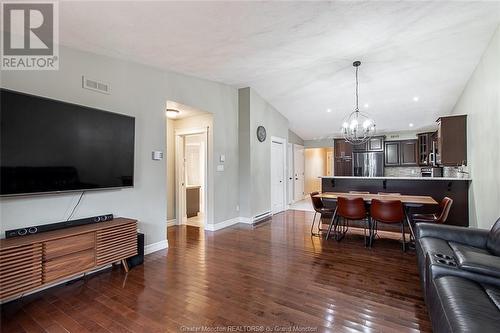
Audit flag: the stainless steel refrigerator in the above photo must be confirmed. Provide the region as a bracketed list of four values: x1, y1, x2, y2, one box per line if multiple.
[353, 152, 384, 177]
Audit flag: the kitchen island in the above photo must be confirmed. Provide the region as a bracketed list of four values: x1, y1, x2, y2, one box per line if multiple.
[320, 176, 471, 227]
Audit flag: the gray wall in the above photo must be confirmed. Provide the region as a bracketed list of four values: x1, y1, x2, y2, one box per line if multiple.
[288, 130, 304, 145]
[0, 45, 239, 245]
[304, 138, 335, 148]
[239, 87, 290, 218]
[451, 25, 500, 229]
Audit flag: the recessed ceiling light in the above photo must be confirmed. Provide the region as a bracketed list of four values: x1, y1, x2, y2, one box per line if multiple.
[409, 123, 414, 127]
[166, 108, 180, 118]
[326, 108, 332, 113]
[364, 103, 369, 108]
[413, 96, 419, 102]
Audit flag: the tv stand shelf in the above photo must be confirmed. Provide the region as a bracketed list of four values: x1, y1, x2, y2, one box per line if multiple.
[0, 218, 137, 302]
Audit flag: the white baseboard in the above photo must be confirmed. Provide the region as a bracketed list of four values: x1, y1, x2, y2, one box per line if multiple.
[167, 219, 177, 227]
[204, 217, 240, 231]
[145, 239, 168, 254]
[239, 217, 253, 224]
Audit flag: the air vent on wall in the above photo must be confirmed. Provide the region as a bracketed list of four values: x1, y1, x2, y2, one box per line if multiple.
[82, 76, 110, 94]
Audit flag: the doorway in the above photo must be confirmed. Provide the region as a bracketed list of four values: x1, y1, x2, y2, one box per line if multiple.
[271, 137, 286, 214]
[176, 129, 208, 227]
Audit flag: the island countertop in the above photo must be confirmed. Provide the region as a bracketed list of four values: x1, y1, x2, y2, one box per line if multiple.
[319, 176, 471, 181]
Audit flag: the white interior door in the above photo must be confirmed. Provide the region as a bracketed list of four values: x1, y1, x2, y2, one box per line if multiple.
[287, 143, 294, 205]
[271, 140, 285, 214]
[294, 144, 305, 201]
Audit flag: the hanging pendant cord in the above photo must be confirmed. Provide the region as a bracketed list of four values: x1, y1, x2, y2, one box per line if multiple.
[355, 65, 359, 112]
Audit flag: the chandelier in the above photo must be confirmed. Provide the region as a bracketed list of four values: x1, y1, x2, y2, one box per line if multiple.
[341, 61, 376, 145]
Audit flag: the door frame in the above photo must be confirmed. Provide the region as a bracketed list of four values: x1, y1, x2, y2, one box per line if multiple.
[175, 127, 209, 227]
[287, 143, 294, 205]
[293, 144, 305, 202]
[270, 136, 287, 214]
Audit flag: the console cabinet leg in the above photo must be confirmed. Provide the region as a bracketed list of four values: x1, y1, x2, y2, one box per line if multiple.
[121, 259, 129, 273]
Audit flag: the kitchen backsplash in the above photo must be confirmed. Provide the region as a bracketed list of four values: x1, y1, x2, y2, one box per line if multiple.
[384, 167, 421, 177]
[384, 166, 465, 178]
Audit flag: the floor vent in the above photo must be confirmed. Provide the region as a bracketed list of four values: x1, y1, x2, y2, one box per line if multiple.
[82, 76, 110, 94]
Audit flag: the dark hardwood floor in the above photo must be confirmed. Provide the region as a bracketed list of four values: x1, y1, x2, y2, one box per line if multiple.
[1, 210, 431, 332]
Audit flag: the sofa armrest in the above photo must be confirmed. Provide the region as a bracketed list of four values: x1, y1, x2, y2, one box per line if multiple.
[455, 249, 500, 278]
[415, 223, 489, 248]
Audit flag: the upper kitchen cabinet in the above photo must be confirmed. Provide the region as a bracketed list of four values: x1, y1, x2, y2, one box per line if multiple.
[437, 115, 467, 166]
[352, 136, 384, 152]
[417, 132, 434, 166]
[368, 136, 384, 151]
[400, 140, 418, 165]
[385, 140, 418, 166]
[384, 141, 400, 166]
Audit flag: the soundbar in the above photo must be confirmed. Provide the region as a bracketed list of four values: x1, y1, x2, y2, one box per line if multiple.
[5, 214, 114, 238]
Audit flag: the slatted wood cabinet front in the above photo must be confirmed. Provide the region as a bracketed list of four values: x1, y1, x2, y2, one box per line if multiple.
[0, 218, 137, 301]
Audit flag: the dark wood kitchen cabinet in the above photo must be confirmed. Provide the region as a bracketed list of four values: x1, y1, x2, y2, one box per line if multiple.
[417, 132, 434, 166]
[334, 139, 352, 176]
[334, 158, 353, 176]
[400, 140, 418, 165]
[334, 139, 352, 158]
[384, 142, 400, 166]
[385, 140, 417, 166]
[437, 115, 467, 166]
[368, 136, 384, 151]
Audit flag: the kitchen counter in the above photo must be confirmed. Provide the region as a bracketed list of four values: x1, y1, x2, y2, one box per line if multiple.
[321, 176, 470, 226]
[320, 176, 471, 181]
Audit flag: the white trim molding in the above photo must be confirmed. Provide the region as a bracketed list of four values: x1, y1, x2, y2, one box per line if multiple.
[167, 219, 177, 227]
[145, 240, 168, 255]
[204, 217, 240, 231]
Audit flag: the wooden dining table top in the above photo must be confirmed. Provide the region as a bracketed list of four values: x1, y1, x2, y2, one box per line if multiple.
[314, 192, 438, 205]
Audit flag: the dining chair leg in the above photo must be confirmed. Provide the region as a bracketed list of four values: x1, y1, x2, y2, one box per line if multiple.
[325, 215, 335, 240]
[370, 219, 377, 247]
[310, 212, 317, 235]
[364, 216, 372, 248]
[401, 222, 406, 252]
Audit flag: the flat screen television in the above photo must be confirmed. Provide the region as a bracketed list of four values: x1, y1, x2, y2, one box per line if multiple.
[1, 89, 135, 196]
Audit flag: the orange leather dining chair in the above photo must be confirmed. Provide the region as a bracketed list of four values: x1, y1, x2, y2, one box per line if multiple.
[370, 198, 406, 251]
[310, 192, 335, 235]
[412, 197, 453, 224]
[326, 196, 369, 245]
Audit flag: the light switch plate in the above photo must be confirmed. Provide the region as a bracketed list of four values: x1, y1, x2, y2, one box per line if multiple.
[220, 154, 225, 162]
[152, 151, 163, 160]
[217, 165, 224, 172]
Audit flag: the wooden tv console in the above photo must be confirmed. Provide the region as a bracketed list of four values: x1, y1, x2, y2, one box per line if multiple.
[0, 218, 137, 302]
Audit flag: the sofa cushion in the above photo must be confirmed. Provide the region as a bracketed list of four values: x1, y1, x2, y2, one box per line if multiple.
[486, 217, 500, 256]
[431, 276, 500, 333]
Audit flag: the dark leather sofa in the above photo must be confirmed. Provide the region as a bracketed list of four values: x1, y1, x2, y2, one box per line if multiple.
[415, 218, 500, 333]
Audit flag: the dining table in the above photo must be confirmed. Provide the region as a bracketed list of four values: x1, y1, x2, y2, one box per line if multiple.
[313, 192, 439, 244]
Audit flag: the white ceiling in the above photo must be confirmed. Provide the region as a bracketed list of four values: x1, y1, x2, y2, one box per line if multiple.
[59, 1, 500, 140]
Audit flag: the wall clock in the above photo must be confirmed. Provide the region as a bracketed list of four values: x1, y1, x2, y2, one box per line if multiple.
[256, 126, 267, 142]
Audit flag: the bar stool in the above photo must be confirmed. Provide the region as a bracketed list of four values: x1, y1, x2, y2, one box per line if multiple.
[370, 198, 406, 251]
[310, 192, 336, 235]
[326, 196, 369, 245]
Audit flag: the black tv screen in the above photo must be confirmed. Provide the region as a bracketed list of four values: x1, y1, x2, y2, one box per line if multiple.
[1, 89, 135, 196]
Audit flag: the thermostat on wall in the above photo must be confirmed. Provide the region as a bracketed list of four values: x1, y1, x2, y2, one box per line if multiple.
[152, 151, 163, 160]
